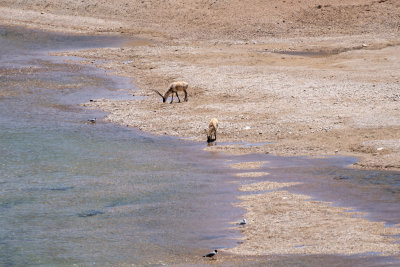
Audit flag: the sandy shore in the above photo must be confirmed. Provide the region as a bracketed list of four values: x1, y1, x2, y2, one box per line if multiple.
[1, 0, 400, 263]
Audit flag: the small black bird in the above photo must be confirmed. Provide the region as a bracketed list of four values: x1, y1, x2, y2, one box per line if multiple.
[239, 218, 247, 225]
[88, 118, 96, 123]
[203, 249, 218, 259]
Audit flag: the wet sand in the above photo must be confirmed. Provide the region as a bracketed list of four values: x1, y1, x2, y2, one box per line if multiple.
[1, 0, 400, 264]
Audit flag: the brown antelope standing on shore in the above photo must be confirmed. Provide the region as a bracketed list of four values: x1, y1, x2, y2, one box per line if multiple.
[207, 118, 219, 143]
[151, 81, 188, 103]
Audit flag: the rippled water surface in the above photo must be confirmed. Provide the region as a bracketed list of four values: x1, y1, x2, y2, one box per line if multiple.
[0, 27, 241, 266]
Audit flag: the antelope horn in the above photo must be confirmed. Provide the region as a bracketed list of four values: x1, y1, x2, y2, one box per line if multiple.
[150, 89, 165, 100]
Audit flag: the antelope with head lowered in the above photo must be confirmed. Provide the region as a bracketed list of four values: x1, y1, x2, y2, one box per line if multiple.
[207, 118, 219, 143]
[152, 81, 188, 103]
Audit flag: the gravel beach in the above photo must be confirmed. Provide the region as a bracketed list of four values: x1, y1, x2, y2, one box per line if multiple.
[2, 0, 399, 263]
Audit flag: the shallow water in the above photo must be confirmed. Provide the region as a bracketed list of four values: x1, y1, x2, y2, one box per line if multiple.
[0, 26, 241, 266]
[232, 154, 400, 226]
[1, 26, 399, 266]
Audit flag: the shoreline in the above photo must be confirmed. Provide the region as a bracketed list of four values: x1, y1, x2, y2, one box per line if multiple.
[2, 1, 400, 262]
[59, 34, 400, 172]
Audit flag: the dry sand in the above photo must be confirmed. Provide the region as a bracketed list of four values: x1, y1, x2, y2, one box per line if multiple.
[1, 0, 400, 262]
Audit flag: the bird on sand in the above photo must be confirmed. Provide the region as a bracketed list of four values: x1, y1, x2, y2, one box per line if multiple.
[88, 118, 96, 123]
[203, 249, 218, 259]
[239, 218, 247, 225]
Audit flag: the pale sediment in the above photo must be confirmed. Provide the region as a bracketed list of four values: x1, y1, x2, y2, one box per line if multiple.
[230, 161, 269, 170]
[238, 181, 301, 192]
[234, 172, 270, 178]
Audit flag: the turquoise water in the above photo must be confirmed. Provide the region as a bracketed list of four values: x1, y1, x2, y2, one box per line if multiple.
[0, 27, 241, 266]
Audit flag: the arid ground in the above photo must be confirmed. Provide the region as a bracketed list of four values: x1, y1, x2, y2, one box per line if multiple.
[1, 0, 400, 263]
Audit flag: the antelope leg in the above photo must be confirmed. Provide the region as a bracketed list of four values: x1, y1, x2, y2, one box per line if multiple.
[176, 92, 181, 103]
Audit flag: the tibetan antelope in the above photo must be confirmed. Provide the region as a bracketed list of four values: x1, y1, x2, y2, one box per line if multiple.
[207, 118, 218, 143]
[152, 81, 188, 103]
